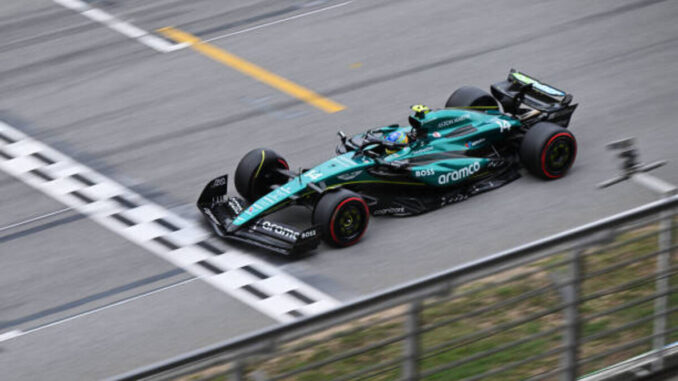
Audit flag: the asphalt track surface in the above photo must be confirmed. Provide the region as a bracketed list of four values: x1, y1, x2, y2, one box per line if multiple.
[1, 0, 678, 379]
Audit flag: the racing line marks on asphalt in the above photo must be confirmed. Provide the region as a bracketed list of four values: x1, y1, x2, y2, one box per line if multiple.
[0, 277, 200, 343]
[0, 121, 340, 323]
[157, 27, 346, 114]
[53, 0, 344, 112]
[202, 1, 354, 43]
[0, 208, 72, 233]
[52, 0, 187, 53]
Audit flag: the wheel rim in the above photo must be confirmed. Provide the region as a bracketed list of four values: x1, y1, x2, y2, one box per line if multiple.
[338, 206, 362, 237]
[330, 198, 368, 245]
[541, 133, 576, 178]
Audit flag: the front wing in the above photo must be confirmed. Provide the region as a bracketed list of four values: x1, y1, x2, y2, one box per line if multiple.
[197, 175, 320, 255]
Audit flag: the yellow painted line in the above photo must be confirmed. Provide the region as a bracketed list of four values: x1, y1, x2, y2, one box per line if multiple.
[157, 27, 345, 114]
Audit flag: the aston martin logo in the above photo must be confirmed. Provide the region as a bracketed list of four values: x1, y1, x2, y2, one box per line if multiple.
[337, 170, 363, 180]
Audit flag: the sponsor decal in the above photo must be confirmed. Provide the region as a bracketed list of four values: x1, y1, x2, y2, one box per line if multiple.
[512, 72, 565, 97]
[212, 177, 226, 187]
[487, 159, 506, 169]
[432, 131, 441, 138]
[444, 194, 468, 205]
[260, 221, 298, 239]
[415, 169, 435, 177]
[335, 156, 355, 167]
[496, 119, 512, 133]
[228, 199, 243, 214]
[438, 162, 481, 184]
[263, 188, 291, 204]
[464, 138, 486, 148]
[438, 116, 468, 128]
[412, 146, 434, 154]
[337, 170, 363, 181]
[373, 207, 405, 216]
[300, 229, 317, 239]
[303, 169, 323, 181]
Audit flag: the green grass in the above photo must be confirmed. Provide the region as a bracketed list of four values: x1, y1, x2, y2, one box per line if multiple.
[190, 218, 677, 381]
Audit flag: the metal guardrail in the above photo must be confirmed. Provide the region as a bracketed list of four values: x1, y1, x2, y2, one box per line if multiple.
[114, 194, 678, 381]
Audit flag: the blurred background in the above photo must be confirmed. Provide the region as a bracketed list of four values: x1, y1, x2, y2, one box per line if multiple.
[1, 0, 678, 379]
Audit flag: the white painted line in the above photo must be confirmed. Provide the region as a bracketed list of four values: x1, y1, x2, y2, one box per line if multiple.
[0, 330, 23, 343]
[52, 0, 186, 53]
[82, 8, 114, 23]
[108, 20, 148, 39]
[137, 35, 180, 52]
[204, 1, 354, 43]
[54, 0, 88, 11]
[0, 121, 340, 322]
[0, 208, 73, 233]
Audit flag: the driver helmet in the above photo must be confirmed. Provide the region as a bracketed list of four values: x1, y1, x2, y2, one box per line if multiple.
[385, 131, 408, 154]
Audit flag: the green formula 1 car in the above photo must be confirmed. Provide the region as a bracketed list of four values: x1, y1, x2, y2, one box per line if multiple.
[197, 69, 578, 255]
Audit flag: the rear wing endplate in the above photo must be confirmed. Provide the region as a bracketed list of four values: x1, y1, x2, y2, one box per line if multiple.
[490, 69, 577, 127]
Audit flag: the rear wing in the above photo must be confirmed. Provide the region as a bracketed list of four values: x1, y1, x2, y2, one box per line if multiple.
[491, 69, 577, 127]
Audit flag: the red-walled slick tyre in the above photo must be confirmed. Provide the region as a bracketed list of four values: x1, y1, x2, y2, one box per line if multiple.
[313, 189, 370, 247]
[520, 122, 577, 180]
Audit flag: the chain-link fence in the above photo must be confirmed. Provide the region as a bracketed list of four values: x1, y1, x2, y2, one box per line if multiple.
[115, 195, 678, 381]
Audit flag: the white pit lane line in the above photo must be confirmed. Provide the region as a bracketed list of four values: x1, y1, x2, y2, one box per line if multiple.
[0, 121, 340, 324]
[52, 0, 188, 53]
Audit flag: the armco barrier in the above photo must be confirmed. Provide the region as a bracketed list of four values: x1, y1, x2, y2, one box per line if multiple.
[114, 194, 678, 381]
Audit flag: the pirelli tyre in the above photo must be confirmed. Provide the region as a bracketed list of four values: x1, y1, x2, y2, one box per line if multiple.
[313, 189, 370, 247]
[235, 148, 290, 202]
[520, 122, 577, 180]
[445, 86, 500, 112]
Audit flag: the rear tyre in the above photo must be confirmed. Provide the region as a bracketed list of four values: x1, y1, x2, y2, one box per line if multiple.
[445, 86, 499, 111]
[313, 189, 370, 247]
[234, 148, 289, 202]
[520, 122, 577, 180]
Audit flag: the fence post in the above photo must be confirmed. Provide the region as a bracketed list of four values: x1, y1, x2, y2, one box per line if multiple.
[653, 207, 674, 371]
[561, 249, 583, 381]
[230, 360, 244, 381]
[403, 300, 422, 381]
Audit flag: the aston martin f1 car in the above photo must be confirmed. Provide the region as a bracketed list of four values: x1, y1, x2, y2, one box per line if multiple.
[197, 70, 578, 255]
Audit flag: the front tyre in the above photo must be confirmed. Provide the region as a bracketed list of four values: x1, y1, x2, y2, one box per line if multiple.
[313, 189, 369, 247]
[235, 148, 289, 202]
[520, 122, 577, 179]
